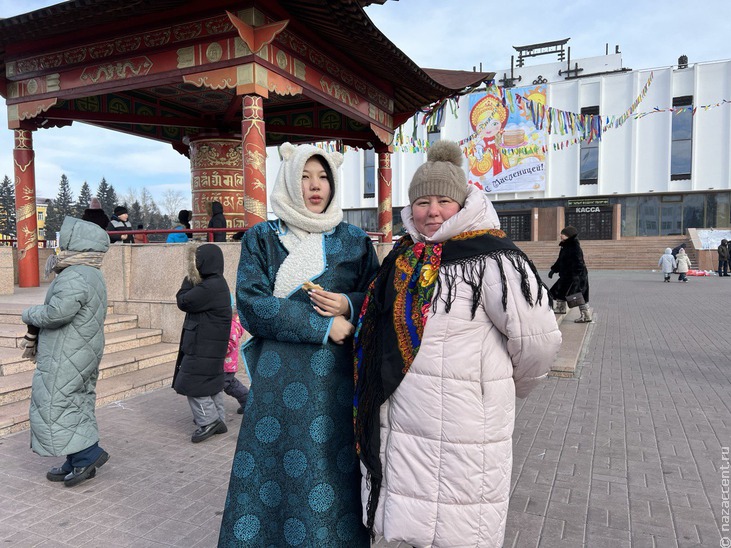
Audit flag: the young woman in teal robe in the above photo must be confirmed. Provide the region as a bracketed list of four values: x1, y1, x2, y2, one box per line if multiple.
[218, 143, 378, 547]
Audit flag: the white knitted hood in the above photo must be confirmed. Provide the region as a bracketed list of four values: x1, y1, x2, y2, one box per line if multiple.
[270, 142, 344, 234]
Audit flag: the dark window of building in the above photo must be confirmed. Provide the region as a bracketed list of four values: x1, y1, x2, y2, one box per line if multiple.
[364, 149, 375, 198]
[342, 208, 377, 232]
[393, 207, 405, 237]
[637, 196, 660, 236]
[707, 192, 731, 228]
[497, 212, 531, 241]
[671, 96, 693, 180]
[620, 196, 639, 237]
[580, 106, 599, 185]
[681, 193, 704, 232]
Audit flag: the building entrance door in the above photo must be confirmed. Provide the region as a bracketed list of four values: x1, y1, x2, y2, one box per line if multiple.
[565, 207, 613, 240]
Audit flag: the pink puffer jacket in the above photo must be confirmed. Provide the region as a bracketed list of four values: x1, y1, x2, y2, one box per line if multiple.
[224, 314, 244, 373]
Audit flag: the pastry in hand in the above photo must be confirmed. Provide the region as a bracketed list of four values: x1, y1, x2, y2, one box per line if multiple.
[302, 281, 323, 292]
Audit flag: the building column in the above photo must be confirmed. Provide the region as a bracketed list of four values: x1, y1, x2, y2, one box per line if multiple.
[241, 94, 267, 228]
[189, 138, 244, 236]
[377, 151, 393, 243]
[612, 203, 622, 240]
[13, 129, 39, 287]
[531, 207, 539, 242]
[556, 206, 565, 239]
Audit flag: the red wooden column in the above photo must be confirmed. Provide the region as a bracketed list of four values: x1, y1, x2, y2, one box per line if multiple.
[377, 150, 393, 243]
[13, 129, 39, 287]
[241, 95, 267, 228]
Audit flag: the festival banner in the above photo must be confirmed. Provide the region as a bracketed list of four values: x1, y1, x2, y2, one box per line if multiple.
[464, 85, 546, 193]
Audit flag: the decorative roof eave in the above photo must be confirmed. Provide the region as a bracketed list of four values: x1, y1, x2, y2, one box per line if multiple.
[0, 0, 187, 45]
[0, 0, 491, 131]
[275, 0, 492, 121]
[422, 68, 494, 91]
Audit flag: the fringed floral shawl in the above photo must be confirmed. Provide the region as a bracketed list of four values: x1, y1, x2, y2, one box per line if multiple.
[353, 228, 547, 536]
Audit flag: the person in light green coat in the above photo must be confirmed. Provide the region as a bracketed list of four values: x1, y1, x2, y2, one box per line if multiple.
[21, 217, 111, 487]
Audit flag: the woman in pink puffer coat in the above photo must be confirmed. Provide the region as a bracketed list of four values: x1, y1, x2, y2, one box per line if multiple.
[354, 141, 562, 547]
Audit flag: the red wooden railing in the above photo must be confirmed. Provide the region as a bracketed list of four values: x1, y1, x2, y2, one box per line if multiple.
[0, 228, 387, 246]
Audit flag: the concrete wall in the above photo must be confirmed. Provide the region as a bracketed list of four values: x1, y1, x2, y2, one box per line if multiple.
[687, 228, 730, 270]
[12, 248, 55, 285]
[0, 248, 14, 295]
[99, 240, 395, 343]
[101, 242, 243, 343]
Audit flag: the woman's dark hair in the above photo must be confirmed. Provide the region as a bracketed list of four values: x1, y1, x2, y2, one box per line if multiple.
[178, 209, 191, 228]
[309, 154, 335, 210]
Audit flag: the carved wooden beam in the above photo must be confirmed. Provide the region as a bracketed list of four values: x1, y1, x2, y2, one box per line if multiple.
[226, 11, 288, 55]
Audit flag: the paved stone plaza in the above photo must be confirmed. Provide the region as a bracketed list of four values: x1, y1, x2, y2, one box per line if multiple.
[0, 270, 729, 547]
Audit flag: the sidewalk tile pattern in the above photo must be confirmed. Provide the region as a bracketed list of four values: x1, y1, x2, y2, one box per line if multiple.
[0, 271, 729, 547]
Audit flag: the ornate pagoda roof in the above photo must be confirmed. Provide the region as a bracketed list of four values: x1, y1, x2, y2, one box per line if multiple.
[0, 1, 493, 148]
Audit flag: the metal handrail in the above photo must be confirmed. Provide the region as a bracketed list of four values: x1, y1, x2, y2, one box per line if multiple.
[105, 227, 243, 243]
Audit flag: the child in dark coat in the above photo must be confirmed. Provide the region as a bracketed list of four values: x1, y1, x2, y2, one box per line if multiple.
[174, 244, 232, 443]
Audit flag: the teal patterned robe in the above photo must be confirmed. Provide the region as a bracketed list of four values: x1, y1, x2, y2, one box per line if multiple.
[218, 221, 378, 547]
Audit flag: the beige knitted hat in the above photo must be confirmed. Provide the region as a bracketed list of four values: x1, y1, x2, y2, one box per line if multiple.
[408, 140, 468, 206]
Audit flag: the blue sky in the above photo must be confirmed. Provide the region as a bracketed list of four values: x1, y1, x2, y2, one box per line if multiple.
[1, 0, 730, 206]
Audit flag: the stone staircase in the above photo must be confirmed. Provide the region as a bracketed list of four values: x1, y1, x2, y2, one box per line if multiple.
[0, 302, 179, 437]
[516, 236, 697, 271]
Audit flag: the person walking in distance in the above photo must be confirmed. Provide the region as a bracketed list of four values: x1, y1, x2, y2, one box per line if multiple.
[676, 247, 692, 282]
[548, 226, 592, 323]
[718, 239, 730, 277]
[659, 247, 677, 283]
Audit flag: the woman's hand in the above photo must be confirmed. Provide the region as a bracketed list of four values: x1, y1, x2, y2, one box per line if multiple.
[309, 289, 350, 317]
[328, 316, 354, 345]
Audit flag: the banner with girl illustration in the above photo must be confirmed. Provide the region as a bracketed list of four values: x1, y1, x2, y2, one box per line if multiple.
[465, 85, 546, 193]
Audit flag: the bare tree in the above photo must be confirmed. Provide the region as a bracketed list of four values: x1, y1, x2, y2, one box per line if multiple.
[160, 188, 186, 218]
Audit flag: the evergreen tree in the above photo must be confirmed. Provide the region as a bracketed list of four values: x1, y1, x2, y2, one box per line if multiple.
[44, 202, 58, 240]
[130, 201, 143, 227]
[0, 175, 16, 238]
[44, 174, 75, 237]
[75, 181, 92, 218]
[108, 185, 119, 214]
[96, 177, 117, 216]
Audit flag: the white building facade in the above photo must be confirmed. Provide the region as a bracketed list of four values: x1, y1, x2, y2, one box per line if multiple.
[265, 47, 731, 241]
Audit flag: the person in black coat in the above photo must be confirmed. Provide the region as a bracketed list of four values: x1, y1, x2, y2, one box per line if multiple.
[174, 244, 232, 443]
[81, 197, 110, 231]
[207, 201, 227, 242]
[548, 226, 592, 323]
[107, 206, 135, 244]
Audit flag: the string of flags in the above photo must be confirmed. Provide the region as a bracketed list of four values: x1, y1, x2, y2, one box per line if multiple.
[313, 72, 730, 156]
[457, 73, 654, 154]
[546, 72, 654, 150]
[633, 99, 731, 119]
